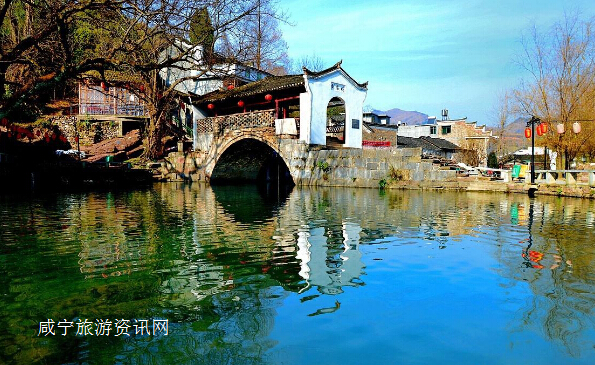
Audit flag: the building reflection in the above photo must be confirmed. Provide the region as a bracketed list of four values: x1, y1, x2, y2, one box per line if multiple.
[5, 184, 595, 364]
[296, 221, 365, 295]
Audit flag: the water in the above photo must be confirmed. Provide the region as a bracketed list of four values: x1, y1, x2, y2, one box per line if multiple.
[1, 184, 595, 365]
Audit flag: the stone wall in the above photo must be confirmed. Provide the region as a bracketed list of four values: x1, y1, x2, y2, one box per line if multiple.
[278, 141, 455, 187]
[159, 138, 457, 188]
[51, 116, 120, 146]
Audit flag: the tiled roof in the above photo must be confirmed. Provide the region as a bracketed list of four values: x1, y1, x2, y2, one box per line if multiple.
[196, 74, 305, 103]
[81, 70, 143, 85]
[397, 136, 459, 151]
[303, 60, 368, 89]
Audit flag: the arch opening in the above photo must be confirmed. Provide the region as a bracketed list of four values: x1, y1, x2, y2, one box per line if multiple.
[210, 138, 294, 188]
[326, 97, 346, 146]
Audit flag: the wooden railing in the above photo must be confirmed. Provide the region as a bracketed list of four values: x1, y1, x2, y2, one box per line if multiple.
[196, 109, 275, 135]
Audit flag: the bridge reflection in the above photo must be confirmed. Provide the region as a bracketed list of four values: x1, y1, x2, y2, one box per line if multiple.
[3, 185, 595, 364]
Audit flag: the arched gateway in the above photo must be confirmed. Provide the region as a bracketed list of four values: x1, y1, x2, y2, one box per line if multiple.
[190, 61, 368, 182]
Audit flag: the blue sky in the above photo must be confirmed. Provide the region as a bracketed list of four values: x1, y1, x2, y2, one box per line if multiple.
[279, 0, 595, 125]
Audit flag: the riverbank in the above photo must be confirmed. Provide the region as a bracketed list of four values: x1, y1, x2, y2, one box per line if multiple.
[384, 178, 595, 199]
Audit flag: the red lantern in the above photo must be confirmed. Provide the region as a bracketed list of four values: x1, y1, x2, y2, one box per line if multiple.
[227, 85, 234, 90]
[524, 127, 531, 139]
[541, 123, 548, 134]
[75, 136, 79, 143]
[207, 103, 215, 110]
[238, 100, 245, 108]
[101, 81, 107, 91]
[140, 85, 145, 93]
[536, 123, 543, 136]
[265, 94, 273, 101]
[36, 130, 41, 137]
[7, 132, 12, 138]
[1, 118, 7, 126]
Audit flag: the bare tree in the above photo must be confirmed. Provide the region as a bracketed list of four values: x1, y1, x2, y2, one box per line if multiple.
[217, 0, 290, 74]
[514, 13, 595, 168]
[291, 52, 325, 73]
[1, 0, 268, 159]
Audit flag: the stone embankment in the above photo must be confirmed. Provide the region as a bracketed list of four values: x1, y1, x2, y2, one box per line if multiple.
[158, 140, 456, 187]
[157, 139, 595, 199]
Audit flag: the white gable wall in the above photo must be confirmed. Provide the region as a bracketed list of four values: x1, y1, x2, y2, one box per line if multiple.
[300, 70, 367, 148]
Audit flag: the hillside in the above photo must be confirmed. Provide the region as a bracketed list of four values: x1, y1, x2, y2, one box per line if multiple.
[373, 108, 428, 125]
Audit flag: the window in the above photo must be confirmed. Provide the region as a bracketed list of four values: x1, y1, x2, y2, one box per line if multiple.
[441, 125, 451, 134]
[430, 126, 437, 134]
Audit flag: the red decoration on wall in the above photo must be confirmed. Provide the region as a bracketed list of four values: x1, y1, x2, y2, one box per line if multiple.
[524, 127, 531, 139]
[265, 94, 273, 101]
[238, 100, 245, 108]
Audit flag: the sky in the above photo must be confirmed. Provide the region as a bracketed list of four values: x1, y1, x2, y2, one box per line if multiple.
[279, 0, 595, 125]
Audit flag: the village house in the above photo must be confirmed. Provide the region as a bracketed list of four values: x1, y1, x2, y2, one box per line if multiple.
[398, 115, 493, 166]
[363, 111, 391, 125]
[75, 41, 271, 141]
[192, 61, 368, 150]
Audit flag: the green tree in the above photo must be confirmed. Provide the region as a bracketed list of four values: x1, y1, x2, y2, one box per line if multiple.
[189, 7, 214, 57]
[487, 151, 498, 168]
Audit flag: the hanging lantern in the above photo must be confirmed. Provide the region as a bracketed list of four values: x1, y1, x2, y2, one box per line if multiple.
[265, 94, 273, 101]
[238, 100, 245, 108]
[207, 103, 215, 110]
[101, 82, 107, 91]
[536, 123, 543, 136]
[573, 122, 581, 134]
[7, 132, 12, 138]
[556, 123, 565, 134]
[227, 85, 235, 90]
[75, 136, 79, 143]
[140, 85, 145, 93]
[541, 123, 548, 134]
[524, 127, 531, 139]
[1, 118, 7, 126]
[130, 94, 135, 102]
[36, 130, 41, 137]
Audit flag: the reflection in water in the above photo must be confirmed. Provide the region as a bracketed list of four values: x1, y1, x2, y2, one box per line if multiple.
[1, 186, 595, 364]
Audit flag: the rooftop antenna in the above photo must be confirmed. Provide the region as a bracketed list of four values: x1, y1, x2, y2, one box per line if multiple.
[441, 109, 448, 121]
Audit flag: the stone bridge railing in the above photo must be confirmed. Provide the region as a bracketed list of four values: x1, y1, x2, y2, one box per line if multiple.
[535, 170, 595, 186]
[196, 109, 275, 135]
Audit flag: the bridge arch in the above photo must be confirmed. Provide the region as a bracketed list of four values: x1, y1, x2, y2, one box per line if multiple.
[206, 135, 293, 185]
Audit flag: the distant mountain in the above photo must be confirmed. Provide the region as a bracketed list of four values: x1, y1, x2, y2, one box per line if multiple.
[372, 108, 428, 125]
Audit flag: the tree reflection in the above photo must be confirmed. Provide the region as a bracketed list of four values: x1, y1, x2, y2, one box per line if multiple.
[2, 187, 595, 364]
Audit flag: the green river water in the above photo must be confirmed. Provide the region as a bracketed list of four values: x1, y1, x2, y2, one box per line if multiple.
[1, 183, 595, 364]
